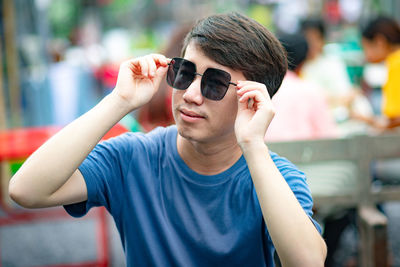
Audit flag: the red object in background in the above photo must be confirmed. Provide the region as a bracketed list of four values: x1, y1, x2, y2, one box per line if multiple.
[95, 63, 119, 90]
[0, 124, 128, 267]
[0, 126, 60, 161]
[0, 124, 129, 161]
[102, 123, 129, 140]
[324, 0, 341, 25]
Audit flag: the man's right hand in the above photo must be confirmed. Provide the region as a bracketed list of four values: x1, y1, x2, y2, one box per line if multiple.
[9, 53, 170, 209]
[113, 54, 170, 111]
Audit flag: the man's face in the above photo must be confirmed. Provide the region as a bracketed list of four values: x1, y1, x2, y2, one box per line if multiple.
[172, 42, 246, 143]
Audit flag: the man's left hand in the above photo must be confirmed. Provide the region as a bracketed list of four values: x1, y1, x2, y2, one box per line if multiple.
[234, 81, 275, 147]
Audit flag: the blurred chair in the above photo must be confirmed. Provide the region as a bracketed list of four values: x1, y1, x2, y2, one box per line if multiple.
[268, 132, 400, 267]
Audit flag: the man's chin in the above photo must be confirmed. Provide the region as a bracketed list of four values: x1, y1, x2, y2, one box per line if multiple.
[177, 125, 199, 142]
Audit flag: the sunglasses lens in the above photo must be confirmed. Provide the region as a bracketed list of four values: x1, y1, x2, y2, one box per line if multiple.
[167, 58, 196, 90]
[201, 68, 231, 101]
[166, 58, 233, 101]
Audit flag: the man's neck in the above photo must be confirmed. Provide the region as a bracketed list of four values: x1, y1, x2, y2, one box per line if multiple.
[176, 134, 243, 175]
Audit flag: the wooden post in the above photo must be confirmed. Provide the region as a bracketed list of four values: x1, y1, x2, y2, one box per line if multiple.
[0, 36, 7, 129]
[358, 205, 388, 267]
[3, 0, 21, 127]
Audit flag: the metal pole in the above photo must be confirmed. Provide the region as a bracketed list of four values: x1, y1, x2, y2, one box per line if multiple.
[3, 0, 21, 127]
[0, 34, 7, 129]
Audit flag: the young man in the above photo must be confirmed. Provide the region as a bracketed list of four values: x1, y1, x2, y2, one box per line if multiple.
[9, 13, 326, 266]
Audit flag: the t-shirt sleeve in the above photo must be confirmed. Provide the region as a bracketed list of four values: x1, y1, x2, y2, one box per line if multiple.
[269, 151, 322, 233]
[64, 133, 135, 218]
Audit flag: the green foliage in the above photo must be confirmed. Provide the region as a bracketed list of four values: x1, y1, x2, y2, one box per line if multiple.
[48, 1, 80, 39]
[248, 4, 274, 31]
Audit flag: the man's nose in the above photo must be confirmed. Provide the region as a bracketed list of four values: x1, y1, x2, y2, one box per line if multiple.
[182, 75, 204, 105]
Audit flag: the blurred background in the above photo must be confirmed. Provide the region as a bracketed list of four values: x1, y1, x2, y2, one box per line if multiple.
[1, 0, 400, 266]
[0, 0, 399, 130]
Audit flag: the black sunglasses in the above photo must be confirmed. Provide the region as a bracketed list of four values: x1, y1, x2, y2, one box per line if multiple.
[166, 57, 237, 101]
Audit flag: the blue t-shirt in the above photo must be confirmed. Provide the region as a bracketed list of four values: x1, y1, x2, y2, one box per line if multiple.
[65, 126, 320, 267]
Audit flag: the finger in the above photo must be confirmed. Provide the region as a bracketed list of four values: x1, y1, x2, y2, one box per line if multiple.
[237, 81, 270, 99]
[238, 86, 267, 103]
[247, 98, 255, 110]
[237, 80, 261, 88]
[238, 96, 249, 112]
[238, 90, 265, 106]
[151, 54, 169, 81]
[151, 54, 169, 67]
[238, 82, 270, 99]
[237, 84, 263, 97]
[125, 58, 140, 76]
[145, 56, 157, 78]
[153, 63, 169, 87]
[238, 97, 256, 111]
[138, 57, 149, 77]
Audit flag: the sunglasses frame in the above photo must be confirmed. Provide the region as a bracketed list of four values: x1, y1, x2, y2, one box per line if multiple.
[167, 57, 237, 101]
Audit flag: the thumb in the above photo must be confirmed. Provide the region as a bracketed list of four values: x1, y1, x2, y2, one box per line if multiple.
[153, 65, 169, 89]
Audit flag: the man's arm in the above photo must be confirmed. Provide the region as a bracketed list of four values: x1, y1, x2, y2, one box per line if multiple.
[387, 116, 400, 129]
[235, 81, 326, 266]
[352, 115, 400, 131]
[9, 54, 169, 208]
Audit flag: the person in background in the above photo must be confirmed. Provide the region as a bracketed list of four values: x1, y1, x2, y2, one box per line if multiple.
[265, 32, 338, 142]
[361, 16, 400, 130]
[300, 18, 373, 130]
[9, 13, 326, 266]
[361, 16, 400, 240]
[47, 39, 99, 126]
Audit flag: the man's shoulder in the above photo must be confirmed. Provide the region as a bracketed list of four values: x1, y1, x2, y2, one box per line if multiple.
[113, 125, 175, 144]
[146, 125, 177, 139]
[268, 150, 305, 178]
[268, 150, 311, 197]
[97, 126, 176, 157]
[144, 125, 177, 149]
[268, 150, 292, 166]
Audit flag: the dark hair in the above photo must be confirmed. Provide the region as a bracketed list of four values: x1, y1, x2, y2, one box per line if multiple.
[181, 12, 287, 97]
[278, 33, 308, 71]
[300, 18, 326, 38]
[361, 16, 400, 44]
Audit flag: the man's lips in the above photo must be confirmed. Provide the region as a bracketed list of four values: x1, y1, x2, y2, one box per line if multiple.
[179, 108, 206, 119]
